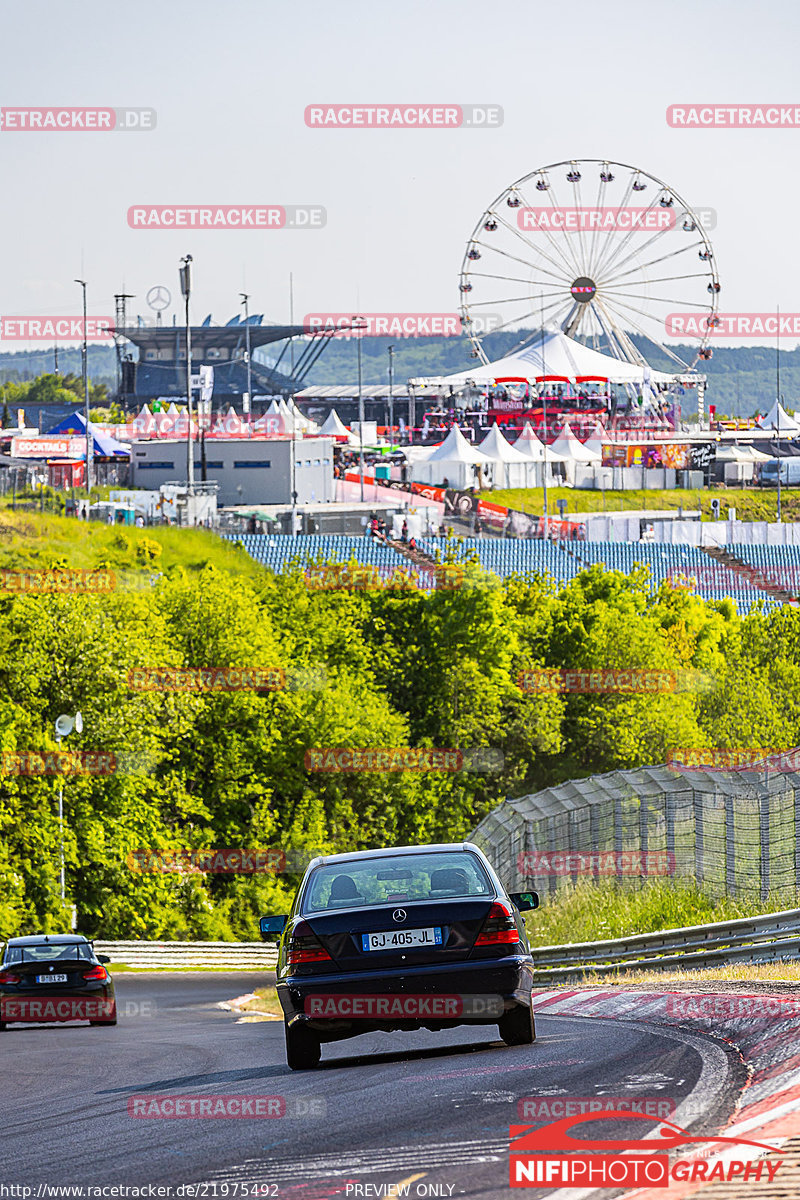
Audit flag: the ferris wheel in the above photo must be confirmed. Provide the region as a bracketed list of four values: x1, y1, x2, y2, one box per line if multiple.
[458, 158, 719, 379]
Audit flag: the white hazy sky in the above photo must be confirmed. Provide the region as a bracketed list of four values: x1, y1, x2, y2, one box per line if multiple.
[0, 0, 797, 348]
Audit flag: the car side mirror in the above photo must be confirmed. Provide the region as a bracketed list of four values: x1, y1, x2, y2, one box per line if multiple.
[509, 891, 539, 912]
[260, 915, 288, 940]
[96, 954, 111, 964]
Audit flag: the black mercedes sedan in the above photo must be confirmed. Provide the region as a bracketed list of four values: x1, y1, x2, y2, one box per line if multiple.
[0, 934, 116, 1029]
[260, 842, 538, 1069]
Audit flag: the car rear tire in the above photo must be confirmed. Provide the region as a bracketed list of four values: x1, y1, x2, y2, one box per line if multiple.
[285, 1021, 321, 1070]
[498, 1001, 535, 1046]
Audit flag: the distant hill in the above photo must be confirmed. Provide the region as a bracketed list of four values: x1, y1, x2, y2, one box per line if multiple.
[0, 333, 794, 420]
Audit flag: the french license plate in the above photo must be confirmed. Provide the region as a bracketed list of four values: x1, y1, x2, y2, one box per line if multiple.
[361, 927, 442, 952]
[37, 974, 68, 983]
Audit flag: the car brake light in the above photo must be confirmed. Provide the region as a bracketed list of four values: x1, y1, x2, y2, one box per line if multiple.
[286, 921, 332, 967]
[82, 965, 108, 981]
[475, 902, 520, 946]
[0, 971, 21, 985]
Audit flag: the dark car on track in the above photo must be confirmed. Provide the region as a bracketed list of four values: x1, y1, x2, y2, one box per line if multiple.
[0, 934, 116, 1030]
[260, 842, 538, 1069]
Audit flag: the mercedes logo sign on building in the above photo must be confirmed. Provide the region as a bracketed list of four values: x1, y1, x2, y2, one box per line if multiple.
[392, 909, 407, 923]
[146, 285, 171, 311]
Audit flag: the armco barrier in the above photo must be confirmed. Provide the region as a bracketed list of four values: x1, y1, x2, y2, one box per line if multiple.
[93, 940, 278, 970]
[530, 907, 800, 980]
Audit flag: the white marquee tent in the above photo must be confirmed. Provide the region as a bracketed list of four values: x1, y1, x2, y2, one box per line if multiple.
[547, 422, 600, 485]
[316, 409, 351, 438]
[759, 400, 800, 435]
[478, 423, 541, 489]
[410, 425, 490, 489]
[513, 422, 547, 460]
[582, 420, 608, 459]
[410, 329, 677, 391]
[550, 422, 600, 462]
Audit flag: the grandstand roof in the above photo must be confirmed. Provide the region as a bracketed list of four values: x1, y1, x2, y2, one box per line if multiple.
[118, 324, 313, 352]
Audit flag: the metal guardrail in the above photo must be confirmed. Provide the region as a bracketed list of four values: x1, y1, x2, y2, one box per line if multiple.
[94, 940, 278, 970]
[530, 907, 800, 980]
[92, 909, 799, 978]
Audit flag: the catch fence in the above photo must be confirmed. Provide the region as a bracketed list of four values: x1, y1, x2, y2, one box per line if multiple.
[472, 758, 800, 903]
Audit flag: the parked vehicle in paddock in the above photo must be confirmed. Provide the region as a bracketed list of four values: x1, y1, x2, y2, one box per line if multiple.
[761, 457, 800, 486]
[260, 842, 538, 1070]
[0, 934, 116, 1029]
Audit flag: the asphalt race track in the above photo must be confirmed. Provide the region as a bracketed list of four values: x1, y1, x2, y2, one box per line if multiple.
[0, 973, 746, 1199]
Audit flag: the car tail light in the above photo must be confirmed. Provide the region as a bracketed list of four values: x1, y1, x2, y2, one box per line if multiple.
[82, 965, 108, 982]
[286, 921, 332, 967]
[475, 902, 520, 946]
[0, 971, 21, 985]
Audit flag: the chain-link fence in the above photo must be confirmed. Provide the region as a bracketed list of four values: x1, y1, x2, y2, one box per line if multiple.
[472, 760, 800, 904]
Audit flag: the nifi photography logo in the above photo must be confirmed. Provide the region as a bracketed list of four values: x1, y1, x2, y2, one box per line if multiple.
[509, 1112, 782, 1188]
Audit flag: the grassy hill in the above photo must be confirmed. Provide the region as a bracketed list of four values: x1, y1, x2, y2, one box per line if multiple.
[0, 510, 263, 583]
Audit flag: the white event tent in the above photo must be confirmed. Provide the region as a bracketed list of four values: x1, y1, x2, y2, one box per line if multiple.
[410, 425, 490, 489]
[582, 420, 608, 460]
[410, 328, 676, 393]
[759, 400, 800, 435]
[510, 422, 565, 486]
[548, 422, 600, 485]
[513, 422, 547, 460]
[479, 423, 541, 489]
[133, 404, 156, 438]
[550, 422, 600, 462]
[316, 409, 351, 439]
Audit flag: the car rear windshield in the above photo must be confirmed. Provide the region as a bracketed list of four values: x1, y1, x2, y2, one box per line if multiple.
[4, 943, 94, 965]
[302, 851, 493, 912]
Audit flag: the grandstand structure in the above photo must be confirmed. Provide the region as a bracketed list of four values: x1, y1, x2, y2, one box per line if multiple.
[418, 538, 791, 614]
[225, 534, 435, 586]
[226, 533, 799, 614]
[116, 320, 335, 412]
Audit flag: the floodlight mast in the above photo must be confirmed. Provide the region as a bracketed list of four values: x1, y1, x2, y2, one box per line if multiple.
[54, 711, 82, 908]
[74, 280, 91, 494]
[180, 256, 194, 494]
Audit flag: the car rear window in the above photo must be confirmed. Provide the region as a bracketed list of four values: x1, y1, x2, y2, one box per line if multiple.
[4, 943, 94, 964]
[302, 851, 493, 912]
